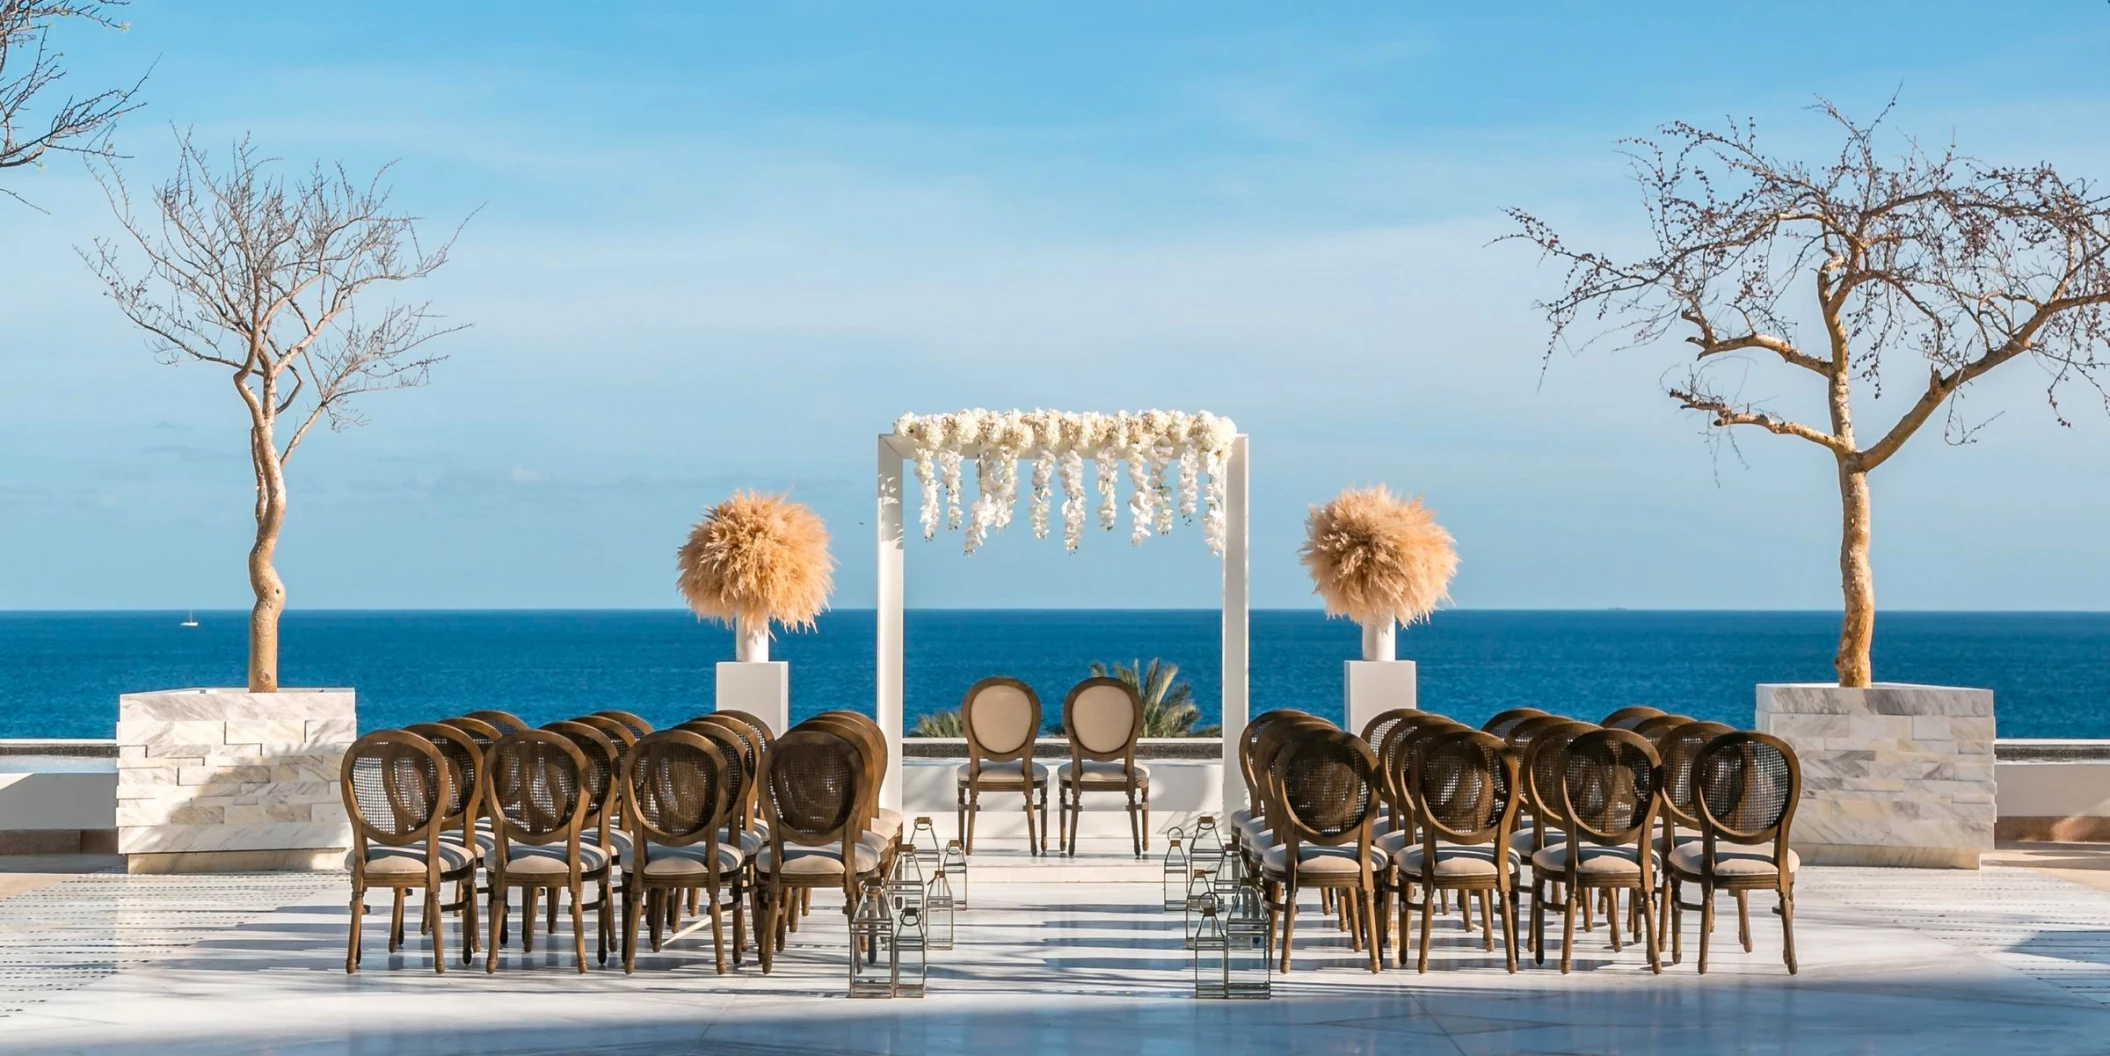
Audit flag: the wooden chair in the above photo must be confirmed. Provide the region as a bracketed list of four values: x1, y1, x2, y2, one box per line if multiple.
[1601, 705, 1665, 730]
[482, 730, 610, 973]
[754, 727, 878, 973]
[1671, 731, 1802, 974]
[443, 714, 503, 747]
[1652, 719, 1734, 957]
[811, 710, 903, 853]
[1238, 713, 1335, 868]
[342, 730, 474, 973]
[1056, 676, 1149, 858]
[1230, 709, 1303, 862]
[404, 721, 490, 955]
[1261, 727, 1384, 974]
[1401, 729, 1522, 973]
[1532, 728, 1664, 974]
[619, 729, 740, 973]
[955, 677, 1048, 854]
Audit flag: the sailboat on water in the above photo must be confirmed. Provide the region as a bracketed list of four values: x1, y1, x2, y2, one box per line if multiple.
[179, 612, 199, 628]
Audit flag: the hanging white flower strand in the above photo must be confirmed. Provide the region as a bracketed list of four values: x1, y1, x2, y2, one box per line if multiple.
[891, 409, 1237, 556]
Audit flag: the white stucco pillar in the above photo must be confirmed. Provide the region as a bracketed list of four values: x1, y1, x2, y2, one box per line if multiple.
[876, 437, 906, 814]
[1219, 435, 1250, 817]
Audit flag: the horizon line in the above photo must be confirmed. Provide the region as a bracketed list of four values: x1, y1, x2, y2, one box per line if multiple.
[5, 606, 2110, 616]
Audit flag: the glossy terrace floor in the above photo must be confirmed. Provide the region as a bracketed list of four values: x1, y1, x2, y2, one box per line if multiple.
[3, 841, 2110, 1055]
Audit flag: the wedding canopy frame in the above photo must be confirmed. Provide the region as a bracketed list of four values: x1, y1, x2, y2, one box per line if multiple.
[873, 428, 1250, 817]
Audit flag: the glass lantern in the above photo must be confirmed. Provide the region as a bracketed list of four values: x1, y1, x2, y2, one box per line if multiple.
[1161, 832, 1189, 911]
[925, 865, 955, 951]
[848, 879, 895, 999]
[1191, 903, 1228, 999]
[1190, 815, 1226, 880]
[941, 839, 969, 909]
[887, 843, 925, 916]
[1225, 880, 1272, 999]
[909, 816, 941, 864]
[1183, 868, 1219, 950]
[892, 903, 928, 998]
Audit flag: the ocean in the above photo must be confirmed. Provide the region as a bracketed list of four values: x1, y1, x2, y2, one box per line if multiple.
[1, 609, 2105, 740]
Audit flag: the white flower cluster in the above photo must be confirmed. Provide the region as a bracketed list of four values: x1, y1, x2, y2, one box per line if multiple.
[892, 409, 1239, 556]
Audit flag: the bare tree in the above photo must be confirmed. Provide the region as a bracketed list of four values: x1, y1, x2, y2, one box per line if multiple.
[85, 132, 468, 692]
[1, 0, 140, 205]
[1506, 101, 2110, 687]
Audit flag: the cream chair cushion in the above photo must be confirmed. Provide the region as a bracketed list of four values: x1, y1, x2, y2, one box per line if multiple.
[502, 842, 610, 876]
[1260, 843, 1384, 879]
[1668, 844, 1799, 878]
[635, 842, 744, 878]
[956, 761, 1049, 788]
[1057, 760, 1150, 788]
[1394, 842, 1520, 880]
[351, 841, 475, 878]
[1529, 843, 1650, 879]
[756, 843, 880, 878]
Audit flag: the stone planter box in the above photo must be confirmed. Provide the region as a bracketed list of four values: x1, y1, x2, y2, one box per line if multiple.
[1756, 682, 1995, 869]
[116, 688, 356, 873]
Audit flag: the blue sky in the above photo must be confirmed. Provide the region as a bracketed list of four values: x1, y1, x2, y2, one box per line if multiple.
[4, 2, 2109, 611]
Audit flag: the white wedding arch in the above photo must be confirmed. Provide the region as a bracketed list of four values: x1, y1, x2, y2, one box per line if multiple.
[874, 410, 1251, 816]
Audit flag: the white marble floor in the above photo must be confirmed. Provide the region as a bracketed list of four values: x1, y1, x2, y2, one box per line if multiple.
[2, 845, 2109, 1054]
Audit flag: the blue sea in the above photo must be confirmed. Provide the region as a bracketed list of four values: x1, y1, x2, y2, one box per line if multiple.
[0, 610, 2105, 740]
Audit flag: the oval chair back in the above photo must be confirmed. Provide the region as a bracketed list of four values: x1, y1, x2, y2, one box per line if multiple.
[1270, 727, 1380, 859]
[1556, 729, 1662, 849]
[1413, 729, 1519, 852]
[1656, 720, 1736, 833]
[1358, 708, 1423, 775]
[594, 710, 655, 740]
[1631, 713, 1696, 747]
[1381, 716, 1467, 832]
[690, 716, 762, 837]
[757, 728, 868, 902]
[1238, 709, 1302, 814]
[343, 730, 450, 853]
[467, 710, 532, 737]
[801, 713, 888, 837]
[714, 710, 779, 753]
[483, 730, 591, 851]
[1064, 676, 1143, 762]
[1250, 713, 1333, 830]
[960, 677, 1041, 780]
[443, 714, 502, 748]
[1692, 731, 1801, 857]
[404, 722, 485, 839]
[545, 720, 622, 852]
[1481, 707, 1549, 742]
[1521, 720, 1595, 845]
[575, 714, 639, 753]
[1601, 705, 1665, 730]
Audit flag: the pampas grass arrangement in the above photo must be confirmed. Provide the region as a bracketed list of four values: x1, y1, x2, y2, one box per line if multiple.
[1300, 486, 1457, 651]
[677, 491, 835, 661]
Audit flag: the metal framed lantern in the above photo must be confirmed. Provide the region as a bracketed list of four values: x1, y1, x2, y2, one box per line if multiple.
[941, 839, 969, 909]
[887, 842, 925, 916]
[1189, 815, 1226, 880]
[909, 816, 941, 863]
[849, 879, 895, 999]
[1225, 879, 1272, 999]
[925, 865, 955, 951]
[1183, 868, 1218, 950]
[892, 903, 929, 998]
[1191, 903, 1229, 999]
[1161, 832, 1189, 911]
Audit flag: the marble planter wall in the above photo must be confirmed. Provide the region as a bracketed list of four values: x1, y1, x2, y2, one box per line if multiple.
[1756, 683, 1995, 869]
[116, 689, 355, 873]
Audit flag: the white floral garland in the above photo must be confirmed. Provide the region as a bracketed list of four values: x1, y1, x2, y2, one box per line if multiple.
[892, 410, 1238, 556]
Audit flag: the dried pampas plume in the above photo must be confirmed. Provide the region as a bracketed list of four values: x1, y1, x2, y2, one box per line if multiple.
[1300, 486, 1457, 628]
[676, 491, 835, 640]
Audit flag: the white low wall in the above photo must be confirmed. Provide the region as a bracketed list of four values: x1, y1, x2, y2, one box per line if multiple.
[0, 771, 116, 831]
[902, 758, 1225, 841]
[1995, 741, 2110, 841]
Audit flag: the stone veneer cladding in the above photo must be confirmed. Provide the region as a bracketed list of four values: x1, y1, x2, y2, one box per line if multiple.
[1756, 682, 1995, 869]
[116, 689, 355, 866]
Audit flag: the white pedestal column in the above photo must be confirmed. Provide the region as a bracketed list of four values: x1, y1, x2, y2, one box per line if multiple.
[1219, 435, 1250, 819]
[876, 437, 906, 814]
[1344, 660, 1417, 737]
[717, 661, 790, 736]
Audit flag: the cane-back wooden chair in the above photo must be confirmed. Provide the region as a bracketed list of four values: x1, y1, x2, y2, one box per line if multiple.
[343, 730, 474, 973]
[1532, 728, 1664, 974]
[1239, 712, 1335, 865]
[482, 730, 610, 973]
[1671, 731, 1802, 974]
[404, 722, 491, 952]
[1400, 729, 1523, 973]
[1056, 676, 1149, 857]
[620, 729, 741, 973]
[754, 727, 877, 972]
[812, 710, 902, 850]
[594, 710, 655, 740]
[955, 677, 1048, 854]
[1261, 727, 1384, 974]
[1653, 719, 1734, 956]
[443, 714, 503, 748]
[1231, 709, 1302, 859]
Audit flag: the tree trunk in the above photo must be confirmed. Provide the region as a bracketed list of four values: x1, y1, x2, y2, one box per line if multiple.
[1834, 462, 1874, 688]
[248, 423, 287, 693]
